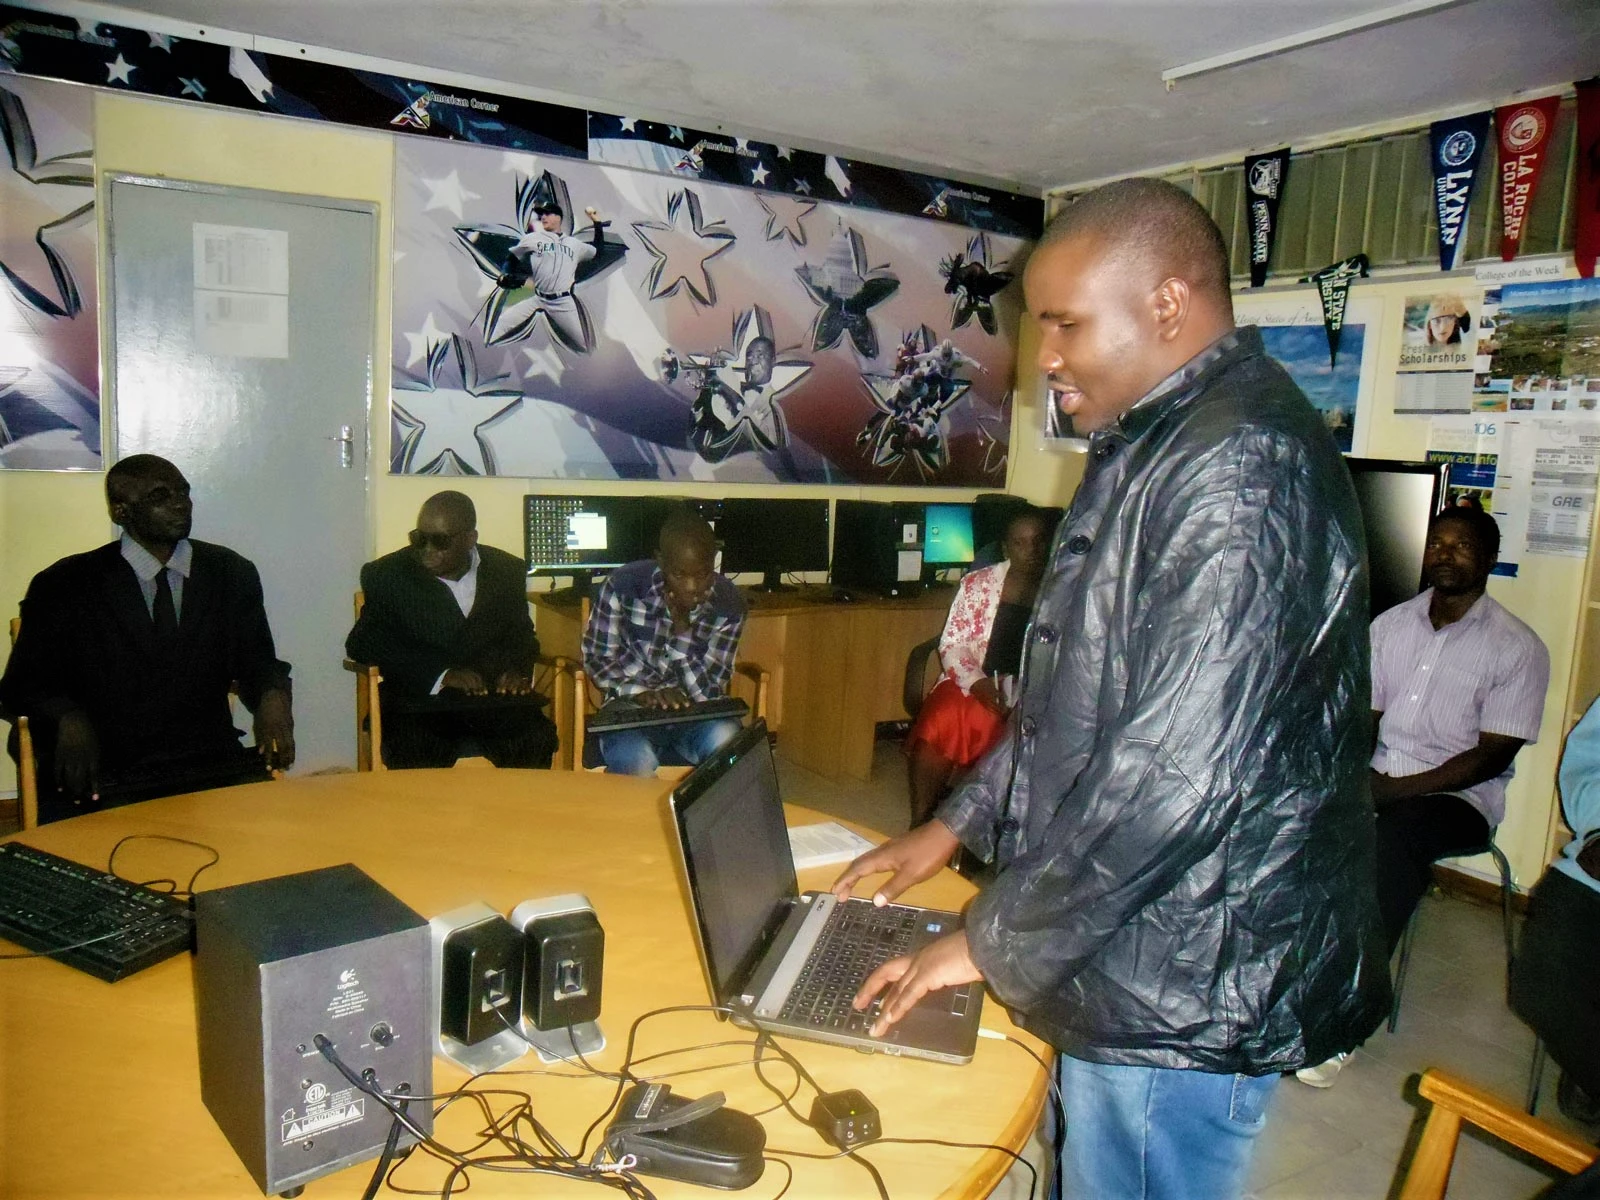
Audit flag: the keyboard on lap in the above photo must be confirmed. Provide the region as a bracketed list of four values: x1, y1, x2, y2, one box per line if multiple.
[0, 842, 193, 982]
[779, 901, 920, 1032]
[588, 695, 748, 735]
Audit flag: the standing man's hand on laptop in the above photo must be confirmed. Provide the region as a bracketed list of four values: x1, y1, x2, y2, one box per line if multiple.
[854, 932, 982, 1037]
[830, 819, 960, 908]
[494, 669, 533, 696]
[441, 668, 488, 695]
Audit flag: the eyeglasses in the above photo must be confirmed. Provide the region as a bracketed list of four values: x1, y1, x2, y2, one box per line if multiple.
[409, 530, 459, 552]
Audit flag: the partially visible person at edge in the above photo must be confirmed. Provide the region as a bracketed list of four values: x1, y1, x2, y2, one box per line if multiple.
[831, 178, 1390, 1200]
[903, 506, 1054, 826]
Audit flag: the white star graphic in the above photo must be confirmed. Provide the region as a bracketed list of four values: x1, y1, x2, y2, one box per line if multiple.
[401, 312, 448, 369]
[179, 77, 206, 99]
[500, 151, 542, 176]
[750, 163, 770, 186]
[793, 178, 813, 196]
[776, 146, 794, 160]
[148, 32, 174, 51]
[619, 116, 638, 133]
[421, 170, 482, 220]
[735, 138, 750, 153]
[105, 55, 135, 85]
[756, 193, 816, 246]
[631, 190, 736, 307]
[392, 337, 523, 476]
[668, 126, 685, 142]
[75, 18, 100, 33]
[521, 345, 566, 386]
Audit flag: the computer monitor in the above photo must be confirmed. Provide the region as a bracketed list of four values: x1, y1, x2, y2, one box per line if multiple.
[715, 498, 830, 592]
[1344, 458, 1450, 617]
[922, 503, 975, 568]
[524, 495, 656, 587]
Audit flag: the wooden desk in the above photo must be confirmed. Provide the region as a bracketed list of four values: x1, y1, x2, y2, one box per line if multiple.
[0, 772, 1048, 1198]
[534, 586, 952, 782]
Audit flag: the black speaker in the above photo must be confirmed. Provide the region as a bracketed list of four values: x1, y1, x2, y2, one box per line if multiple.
[195, 864, 433, 1196]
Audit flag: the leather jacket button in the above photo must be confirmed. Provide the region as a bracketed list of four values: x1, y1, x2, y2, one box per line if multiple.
[1094, 441, 1117, 461]
[1020, 716, 1037, 737]
[1067, 535, 1092, 555]
[1036, 624, 1057, 644]
[999, 817, 1020, 834]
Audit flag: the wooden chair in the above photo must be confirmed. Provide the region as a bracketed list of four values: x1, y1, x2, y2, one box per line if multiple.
[4, 618, 38, 830]
[344, 590, 578, 771]
[571, 593, 770, 777]
[1399, 1069, 1598, 1199]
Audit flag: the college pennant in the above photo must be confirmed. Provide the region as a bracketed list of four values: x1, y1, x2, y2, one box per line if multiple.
[1244, 147, 1291, 287]
[1495, 96, 1561, 261]
[1430, 111, 1492, 272]
[1577, 78, 1600, 279]
[1301, 254, 1369, 368]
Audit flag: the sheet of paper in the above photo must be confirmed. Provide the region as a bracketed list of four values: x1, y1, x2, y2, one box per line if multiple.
[788, 821, 877, 871]
[193, 290, 288, 359]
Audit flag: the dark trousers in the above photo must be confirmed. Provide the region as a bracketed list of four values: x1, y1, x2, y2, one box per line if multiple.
[381, 702, 557, 770]
[1374, 792, 1490, 955]
[1510, 868, 1600, 1101]
[8, 718, 271, 826]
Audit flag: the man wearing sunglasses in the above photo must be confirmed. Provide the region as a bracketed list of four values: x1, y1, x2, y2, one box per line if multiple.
[346, 490, 557, 770]
[1, 454, 294, 824]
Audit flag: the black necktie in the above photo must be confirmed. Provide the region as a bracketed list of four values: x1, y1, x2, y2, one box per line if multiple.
[152, 568, 178, 639]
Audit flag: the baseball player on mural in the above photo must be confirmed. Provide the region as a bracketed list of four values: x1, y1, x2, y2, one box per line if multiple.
[504, 203, 610, 353]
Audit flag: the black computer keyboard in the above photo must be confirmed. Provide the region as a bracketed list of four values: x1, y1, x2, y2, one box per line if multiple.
[589, 695, 748, 734]
[779, 901, 919, 1029]
[0, 842, 193, 982]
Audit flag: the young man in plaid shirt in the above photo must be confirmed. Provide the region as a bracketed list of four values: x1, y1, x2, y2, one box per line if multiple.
[581, 508, 746, 774]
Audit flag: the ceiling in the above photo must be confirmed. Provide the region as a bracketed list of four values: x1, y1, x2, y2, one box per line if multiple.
[92, 0, 1600, 193]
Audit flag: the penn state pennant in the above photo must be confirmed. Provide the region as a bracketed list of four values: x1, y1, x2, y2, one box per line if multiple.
[1244, 147, 1291, 287]
[1577, 78, 1600, 279]
[1301, 255, 1369, 369]
[1430, 111, 1492, 272]
[1495, 96, 1561, 262]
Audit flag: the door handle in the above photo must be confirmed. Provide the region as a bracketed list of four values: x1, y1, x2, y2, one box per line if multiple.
[325, 425, 354, 469]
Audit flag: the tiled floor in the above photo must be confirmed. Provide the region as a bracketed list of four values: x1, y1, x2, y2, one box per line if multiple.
[776, 739, 1599, 1200]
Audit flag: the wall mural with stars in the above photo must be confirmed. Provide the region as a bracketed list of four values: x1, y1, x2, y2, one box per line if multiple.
[392, 137, 1026, 486]
[0, 72, 99, 470]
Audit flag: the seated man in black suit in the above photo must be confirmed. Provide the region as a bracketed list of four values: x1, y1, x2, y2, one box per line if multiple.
[0, 454, 294, 824]
[346, 490, 557, 770]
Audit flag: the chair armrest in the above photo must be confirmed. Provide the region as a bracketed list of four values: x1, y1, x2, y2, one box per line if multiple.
[1418, 1070, 1597, 1173]
[733, 661, 771, 724]
[342, 658, 381, 678]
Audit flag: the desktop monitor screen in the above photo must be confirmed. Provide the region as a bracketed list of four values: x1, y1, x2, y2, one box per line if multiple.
[1344, 458, 1449, 617]
[524, 495, 654, 576]
[716, 498, 830, 590]
[923, 503, 975, 567]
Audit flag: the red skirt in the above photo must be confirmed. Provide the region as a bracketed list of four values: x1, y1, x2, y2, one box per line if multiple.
[903, 678, 1006, 769]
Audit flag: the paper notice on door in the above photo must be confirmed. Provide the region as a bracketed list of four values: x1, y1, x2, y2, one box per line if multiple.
[193, 224, 289, 294]
[194, 290, 288, 358]
[193, 223, 290, 357]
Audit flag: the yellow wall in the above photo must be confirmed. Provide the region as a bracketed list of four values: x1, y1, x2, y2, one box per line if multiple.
[5, 91, 1579, 887]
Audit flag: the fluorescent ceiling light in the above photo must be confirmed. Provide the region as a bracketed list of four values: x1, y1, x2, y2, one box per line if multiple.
[1162, 0, 1478, 86]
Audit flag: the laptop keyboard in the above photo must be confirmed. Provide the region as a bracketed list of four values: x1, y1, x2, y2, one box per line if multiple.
[778, 901, 921, 1031]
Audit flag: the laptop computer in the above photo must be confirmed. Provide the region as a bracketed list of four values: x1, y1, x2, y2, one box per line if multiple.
[667, 720, 982, 1065]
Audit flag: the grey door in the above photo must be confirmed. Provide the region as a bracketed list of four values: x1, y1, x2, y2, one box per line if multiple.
[108, 176, 374, 773]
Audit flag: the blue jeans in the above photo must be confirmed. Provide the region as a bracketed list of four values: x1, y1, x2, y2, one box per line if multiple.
[1056, 1055, 1279, 1200]
[598, 717, 743, 776]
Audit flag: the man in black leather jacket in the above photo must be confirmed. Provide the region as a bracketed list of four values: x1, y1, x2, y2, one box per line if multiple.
[836, 179, 1390, 1199]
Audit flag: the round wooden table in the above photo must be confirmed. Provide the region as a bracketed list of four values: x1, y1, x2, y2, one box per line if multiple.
[0, 769, 1049, 1198]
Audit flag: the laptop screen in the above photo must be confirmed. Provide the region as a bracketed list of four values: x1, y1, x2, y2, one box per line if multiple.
[670, 723, 798, 1005]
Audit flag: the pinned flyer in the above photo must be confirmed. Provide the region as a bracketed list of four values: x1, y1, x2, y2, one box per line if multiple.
[1430, 111, 1492, 272]
[1301, 254, 1369, 368]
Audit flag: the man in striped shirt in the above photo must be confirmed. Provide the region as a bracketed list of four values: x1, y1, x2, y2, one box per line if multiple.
[1369, 505, 1549, 953]
[581, 508, 746, 774]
